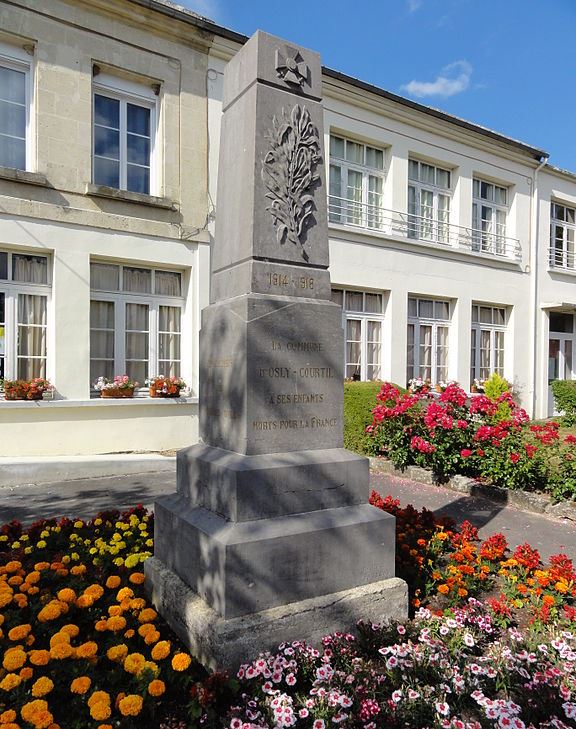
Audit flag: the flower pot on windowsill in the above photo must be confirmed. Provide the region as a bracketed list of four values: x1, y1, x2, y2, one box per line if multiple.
[435, 385, 443, 394]
[149, 384, 181, 398]
[470, 385, 478, 393]
[100, 387, 135, 399]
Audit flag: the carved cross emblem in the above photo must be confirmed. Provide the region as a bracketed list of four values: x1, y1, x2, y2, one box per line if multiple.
[275, 46, 309, 88]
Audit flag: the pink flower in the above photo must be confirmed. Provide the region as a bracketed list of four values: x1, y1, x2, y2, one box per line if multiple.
[313, 721, 325, 729]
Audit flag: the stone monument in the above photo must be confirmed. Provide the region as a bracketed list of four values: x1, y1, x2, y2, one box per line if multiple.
[145, 30, 407, 669]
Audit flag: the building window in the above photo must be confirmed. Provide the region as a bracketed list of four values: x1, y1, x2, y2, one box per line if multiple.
[328, 136, 385, 230]
[550, 202, 575, 270]
[0, 250, 49, 381]
[472, 179, 508, 254]
[408, 160, 451, 243]
[471, 304, 506, 384]
[92, 75, 157, 195]
[90, 262, 183, 388]
[332, 288, 384, 380]
[0, 45, 31, 171]
[407, 296, 450, 384]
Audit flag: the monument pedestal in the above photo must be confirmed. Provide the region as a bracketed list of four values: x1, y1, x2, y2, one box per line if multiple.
[145, 556, 407, 670]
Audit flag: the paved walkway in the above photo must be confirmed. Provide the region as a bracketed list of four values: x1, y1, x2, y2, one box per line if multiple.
[0, 468, 574, 561]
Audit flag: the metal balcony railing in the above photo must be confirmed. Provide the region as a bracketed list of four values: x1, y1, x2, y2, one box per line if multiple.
[328, 195, 522, 261]
[549, 245, 576, 271]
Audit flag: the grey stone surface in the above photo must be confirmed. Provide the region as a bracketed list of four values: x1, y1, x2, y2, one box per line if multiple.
[176, 445, 369, 521]
[145, 556, 407, 671]
[154, 494, 395, 619]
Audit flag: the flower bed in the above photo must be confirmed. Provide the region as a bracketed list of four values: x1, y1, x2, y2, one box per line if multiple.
[1, 501, 575, 728]
[367, 381, 576, 501]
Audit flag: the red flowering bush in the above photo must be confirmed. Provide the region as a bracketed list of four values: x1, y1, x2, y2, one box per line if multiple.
[368, 382, 572, 497]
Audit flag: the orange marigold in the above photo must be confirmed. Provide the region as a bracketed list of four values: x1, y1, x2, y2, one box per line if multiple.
[138, 623, 155, 637]
[61, 624, 80, 638]
[0, 709, 17, 723]
[29, 650, 50, 666]
[19, 666, 34, 680]
[31, 676, 54, 697]
[34, 562, 50, 571]
[85, 584, 104, 600]
[89, 702, 111, 722]
[118, 694, 143, 717]
[116, 587, 134, 602]
[123, 652, 146, 675]
[21, 699, 53, 728]
[144, 630, 160, 645]
[129, 572, 145, 585]
[106, 644, 128, 662]
[76, 641, 98, 659]
[70, 565, 86, 576]
[95, 620, 108, 632]
[148, 679, 165, 697]
[151, 640, 171, 661]
[26, 571, 41, 584]
[50, 632, 70, 647]
[75, 594, 94, 609]
[138, 608, 157, 624]
[106, 616, 126, 632]
[437, 584, 450, 595]
[107, 605, 123, 617]
[2, 649, 26, 671]
[13, 593, 27, 608]
[87, 691, 111, 708]
[105, 576, 121, 589]
[37, 603, 61, 623]
[70, 676, 91, 695]
[171, 652, 192, 672]
[56, 588, 76, 603]
[8, 624, 31, 641]
[50, 642, 74, 660]
[0, 673, 22, 691]
[4, 561, 21, 574]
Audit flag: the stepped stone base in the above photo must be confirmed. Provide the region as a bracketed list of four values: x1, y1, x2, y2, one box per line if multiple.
[145, 555, 408, 670]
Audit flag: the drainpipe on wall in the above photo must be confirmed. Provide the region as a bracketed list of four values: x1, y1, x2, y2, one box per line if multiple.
[529, 154, 549, 418]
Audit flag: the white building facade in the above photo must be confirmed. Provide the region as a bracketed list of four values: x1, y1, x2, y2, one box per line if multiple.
[0, 0, 573, 456]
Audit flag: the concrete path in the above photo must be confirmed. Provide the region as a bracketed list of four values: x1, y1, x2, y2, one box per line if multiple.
[0, 468, 574, 561]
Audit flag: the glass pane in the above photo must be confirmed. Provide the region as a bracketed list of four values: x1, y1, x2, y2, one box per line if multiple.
[550, 312, 574, 333]
[126, 302, 148, 331]
[567, 207, 576, 225]
[90, 263, 119, 291]
[123, 267, 151, 293]
[480, 306, 492, 324]
[480, 181, 491, 201]
[553, 204, 564, 221]
[90, 300, 114, 328]
[94, 94, 119, 128]
[93, 156, 119, 188]
[494, 186, 507, 205]
[159, 305, 181, 332]
[155, 270, 181, 297]
[159, 333, 180, 360]
[434, 301, 449, 320]
[365, 146, 384, 170]
[418, 299, 434, 319]
[91, 359, 114, 384]
[473, 179, 480, 198]
[0, 98, 26, 137]
[17, 325, 46, 356]
[329, 136, 344, 159]
[548, 339, 560, 381]
[18, 294, 46, 327]
[0, 66, 26, 104]
[345, 140, 363, 165]
[346, 170, 363, 225]
[127, 134, 150, 166]
[346, 291, 363, 312]
[90, 330, 114, 358]
[565, 340, 573, 380]
[365, 293, 382, 313]
[94, 125, 119, 159]
[126, 332, 148, 359]
[17, 358, 44, 380]
[421, 164, 435, 185]
[127, 164, 150, 194]
[331, 289, 343, 306]
[126, 360, 147, 384]
[12, 254, 48, 284]
[436, 168, 450, 189]
[408, 297, 417, 318]
[127, 103, 150, 136]
[158, 361, 181, 378]
[346, 319, 362, 340]
[407, 323, 415, 371]
[471, 305, 479, 323]
[329, 164, 342, 197]
[0, 135, 25, 169]
[408, 160, 419, 181]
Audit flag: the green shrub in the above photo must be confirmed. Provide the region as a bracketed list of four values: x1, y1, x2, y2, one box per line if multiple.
[484, 373, 513, 422]
[551, 380, 576, 425]
[344, 381, 402, 455]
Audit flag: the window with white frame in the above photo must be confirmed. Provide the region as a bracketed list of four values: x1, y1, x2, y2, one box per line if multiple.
[0, 250, 49, 381]
[472, 179, 508, 254]
[0, 44, 32, 171]
[332, 288, 384, 380]
[90, 262, 183, 389]
[328, 136, 385, 230]
[407, 296, 450, 384]
[408, 160, 451, 243]
[550, 202, 576, 270]
[92, 74, 157, 195]
[470, 304, 506, 384]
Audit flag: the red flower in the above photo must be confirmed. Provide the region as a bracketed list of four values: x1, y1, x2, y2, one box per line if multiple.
[460, 449, 473, 458]
[509, 452, 520, 464]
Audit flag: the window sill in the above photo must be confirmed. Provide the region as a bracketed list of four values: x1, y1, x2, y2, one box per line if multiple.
[85, 183, 176, 210]
[0, 396, 198, 409]
[0, 166, 49, 187]
[548, 265, 576, 278]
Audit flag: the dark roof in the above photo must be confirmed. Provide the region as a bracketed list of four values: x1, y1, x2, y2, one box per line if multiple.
[129, 0, 548, 161]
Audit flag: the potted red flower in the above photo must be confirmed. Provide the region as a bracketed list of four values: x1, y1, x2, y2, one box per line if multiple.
[2, 378, 52, 401]
[146, 375, 186, 398]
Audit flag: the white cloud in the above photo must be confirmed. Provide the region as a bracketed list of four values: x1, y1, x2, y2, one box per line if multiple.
[407, 0, 423, 12]
[401, 60, 472, 99]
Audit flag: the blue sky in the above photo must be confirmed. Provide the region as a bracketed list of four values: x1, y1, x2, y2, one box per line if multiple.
[179, 0, 576, 169]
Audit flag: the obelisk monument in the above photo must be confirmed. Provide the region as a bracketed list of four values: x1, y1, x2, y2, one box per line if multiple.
[145, 30, 407, 668]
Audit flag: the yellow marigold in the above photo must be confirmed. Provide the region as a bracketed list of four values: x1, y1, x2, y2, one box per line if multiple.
[148, 679, 165, 697]
[76, 641, 98, 659]
[8, 623, 31, 641]
[123, 652, 146, 675]
[118, 694, 143, 717]
[70, 676, 91, 695]
[50, 642, 74, 660]
[105, 576, 121, 589]
[50, 632, 70, 647]
[0, 709, 17, 723]
[107, 605, 123, 617]
[75, 594, 94, 609]
[138, 623, 155, 637]
[143, 660, 159, 677]
[117, 587, 134, 602]
[90, 702, 111, 722]
[31, 676, 54, 697]
[61, 624, 80, 638]
[70, 565, 86, 576]
[2, 649, 26, 671]
[4, 561, 21, 574]
[37, 603, 61, 622]
[29, 650, 50, 666]
[151, 640, 171, 661]
[138, 608, 157, 624]
[171, 652, 192, 672]
[56, 588, 76, 604]
[19, 666, 33, 680]
[88, 690, 111, 708]
[0, 673, 22, 691]
[106, 616, 126, 632]
[144, 630, 160, 645]
[129, 572, 145, 585]
[106, 644, 128, 662]
[85, 584, 104, 600]
[555, 581, 568, 594]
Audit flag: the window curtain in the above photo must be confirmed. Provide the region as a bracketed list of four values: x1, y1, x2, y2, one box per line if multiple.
[158, 306, 181, 376]
[90, 301, 114, 382]
[436, 326, 449, 382]
[123, 267, 151, 294]
[13, 255, 48, 284]
[155, 271, 181, 297]
[419, 325, 432, 381]
[125, 303, 149, 383]
[367, 320, 381, 380]
[90, 263, 119, 291]
[17, 294, 46, 379]
[480, 329, 491, 379]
